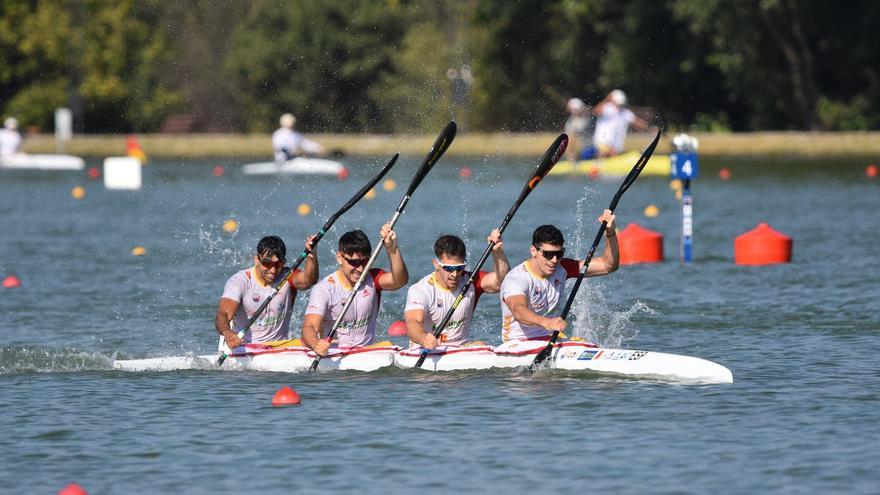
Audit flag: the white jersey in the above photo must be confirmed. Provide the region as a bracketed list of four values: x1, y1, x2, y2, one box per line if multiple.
[593, 105, 636, 154]
[304, 268, 386, 348]
[271, 127, 322, 161]
[221, 267, 301, 343]
[404, 271, 489, 348]
[0, 129, 22, 156]
[499, 259, 580, 341]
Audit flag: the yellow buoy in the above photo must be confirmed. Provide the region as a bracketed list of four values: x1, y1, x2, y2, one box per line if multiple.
[297, 203, 312, 216]
[131, 246, 147, 256]
[644, 204, 660, 217]
[71, 186, 86, 200]
[382, 179, 397, 191]
[675, 189, 683, 200]
[222, 219, 239, 234]
[669, 179, 682, 191]
[365, 188, 377, 200]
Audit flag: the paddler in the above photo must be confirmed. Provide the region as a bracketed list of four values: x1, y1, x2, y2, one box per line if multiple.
[404, 230, 509, 350]
[592, 89, 648, 157]
[215, 235, 319, 349]
[301, 224, 408, 356]
[0, 117, 22, 156]
[272, 113, 326, 162]
[500, 212, 618, 342]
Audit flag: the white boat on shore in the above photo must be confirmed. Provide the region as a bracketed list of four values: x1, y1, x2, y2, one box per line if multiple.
[0, 153, 85, 170]
[114, 338, 732, 383]
[242, 157, 345, 176]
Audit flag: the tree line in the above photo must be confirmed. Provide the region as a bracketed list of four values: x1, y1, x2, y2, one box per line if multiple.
[1, 0, 877, 134]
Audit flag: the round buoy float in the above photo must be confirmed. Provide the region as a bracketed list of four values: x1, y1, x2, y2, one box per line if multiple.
[734, 223, 792, 265]
[719, 168, 731, 180]
[617, 223, 664, 265]
[643, 204, 659, 217]
[3, 275, 21, 288]
[337, 166, 350, 181]
[383, 179, 397, 191]
[131, 246, 147, 256]
[71, 186, 86, 200]
[212, 165, 225, 177]
[867, 164, 877, 178]
[58, 483, 88, 495]
[459, 167, 473, 179]
[669, 179, 682, 191]
[588, 165, 600, 181]
[365, 188, 377, 200]
[272, 386, 301, 406]
[387, 320, 407, 336]
[222, 219, 239, 234]
[296, 203, 311, 216]
[87, 166, 100, 180]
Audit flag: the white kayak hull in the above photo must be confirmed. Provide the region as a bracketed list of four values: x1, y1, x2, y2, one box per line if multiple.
[114, 340, 732, 383]
[0, 153, 85, 170]
[242, 157, 344, 175]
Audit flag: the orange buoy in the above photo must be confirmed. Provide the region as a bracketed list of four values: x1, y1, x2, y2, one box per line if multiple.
[719, 168, 731, 180]
[58, 483, 88, 495]
[3, 275, 21, 288]
[734, 223, 792, 265]
[336, 167, 350, 181]
[617, 223, 663, 265]
[867, 164, 878, 178]
[272, 386, 301, 406]
[387, 320, 407, 336]
[459, 167, 473, 179]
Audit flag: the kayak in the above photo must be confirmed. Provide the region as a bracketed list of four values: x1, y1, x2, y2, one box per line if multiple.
[0, 153, 85, 170]
[242, 157, 345, 176]
[549, 151, 670, 177]
[114, 339, 732, 383]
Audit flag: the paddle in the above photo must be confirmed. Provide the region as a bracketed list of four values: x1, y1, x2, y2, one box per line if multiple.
[309, 121, 457, 371]
[527, 129, 661, 372]
[216, 154, 400, 366]
[413, 133, 569, 369]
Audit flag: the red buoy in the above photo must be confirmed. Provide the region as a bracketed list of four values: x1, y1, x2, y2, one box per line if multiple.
[719, 168, 731, 180]
[212, 165, 225, 177]
[867, 164, 878, 178]
[3, 275, 21, 288]
[387, 320, 407, 336]
[336, 167, 350, 181]
[734, 223, 792, 265]
[617, 223, 663, 265]
[58, 483, 88, 495]
[272, 386, 301, 406]
[458, 167, 473, 179]
[86, 166, 100, 180]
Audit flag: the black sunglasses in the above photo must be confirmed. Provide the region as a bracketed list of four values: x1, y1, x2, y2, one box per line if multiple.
[534, 245, 565, 261]
[342, 256, 368, 268]
[258, 257, 285, 268]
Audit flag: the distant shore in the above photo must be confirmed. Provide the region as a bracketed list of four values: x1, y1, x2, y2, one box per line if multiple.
[19, 131, 880, 159]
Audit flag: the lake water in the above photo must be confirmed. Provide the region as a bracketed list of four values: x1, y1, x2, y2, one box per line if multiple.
[1, 151, 878, 494]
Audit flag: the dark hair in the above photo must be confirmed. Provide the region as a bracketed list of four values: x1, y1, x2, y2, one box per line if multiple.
[256, 235, 286, 260]
[338, 230, 371, 256]
[532, 225, 564, 247]
[433, 235, 467, 260]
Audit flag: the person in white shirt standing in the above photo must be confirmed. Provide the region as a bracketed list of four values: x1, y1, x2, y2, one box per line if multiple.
[592, 90, 648, 157]
[271, 113, 326, 162]
[404, 229, 509, 350]
[0, 118, 22, 156]
[499, 213, 619, 342]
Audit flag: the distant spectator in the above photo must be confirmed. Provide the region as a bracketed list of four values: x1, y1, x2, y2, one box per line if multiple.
[0, 118, 22, 156]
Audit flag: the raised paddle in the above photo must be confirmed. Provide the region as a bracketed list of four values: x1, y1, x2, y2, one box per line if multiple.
[216, 154, 400, 366]
[309, 121, 457, 371]
[413, 133, 569, 369]
[528, 129, 661, 372]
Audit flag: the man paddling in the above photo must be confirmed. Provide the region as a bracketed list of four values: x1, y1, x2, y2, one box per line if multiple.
[301, 224, 408, 356]
[272, 113, 326, 162]
[500, 212, 618, 341]
[215, 235, 318, 349]
[405, 230, 509, 350]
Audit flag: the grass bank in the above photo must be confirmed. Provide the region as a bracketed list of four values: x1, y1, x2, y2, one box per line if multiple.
[20, 131, 880, 159]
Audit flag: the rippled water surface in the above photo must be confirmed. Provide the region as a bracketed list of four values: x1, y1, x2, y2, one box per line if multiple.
[1, 152, 878, 494]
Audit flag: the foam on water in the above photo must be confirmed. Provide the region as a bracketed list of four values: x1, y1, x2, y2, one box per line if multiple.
[0, 346, 116, 373]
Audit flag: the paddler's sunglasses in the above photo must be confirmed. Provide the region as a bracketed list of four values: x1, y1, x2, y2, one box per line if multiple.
[342, 256, 368, 268]
[534, 245, 565, 261]
[434, 258, 467, 273]
[258, 257, 285, 269]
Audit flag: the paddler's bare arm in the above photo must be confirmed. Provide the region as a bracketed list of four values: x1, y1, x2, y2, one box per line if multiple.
[504, 294, 567, 332]
[376, 223, 408, 290]
[478, 229, 509, 292]
[291, 234, 319, 290]
[301, 313, 329, 357]
[582, 209, 619, 276]
[214, 298, 242, 348]
[405, 308, 438, 349]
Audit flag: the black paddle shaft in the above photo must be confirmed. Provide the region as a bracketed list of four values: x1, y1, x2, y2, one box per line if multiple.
[412, 134, 569, 369]
[528, 130, 661, 371]
[216, 154, 399, 367]
[309, 122, 457, 371]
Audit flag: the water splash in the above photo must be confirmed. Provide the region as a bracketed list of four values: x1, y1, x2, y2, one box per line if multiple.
[0, 346, 116, 374]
